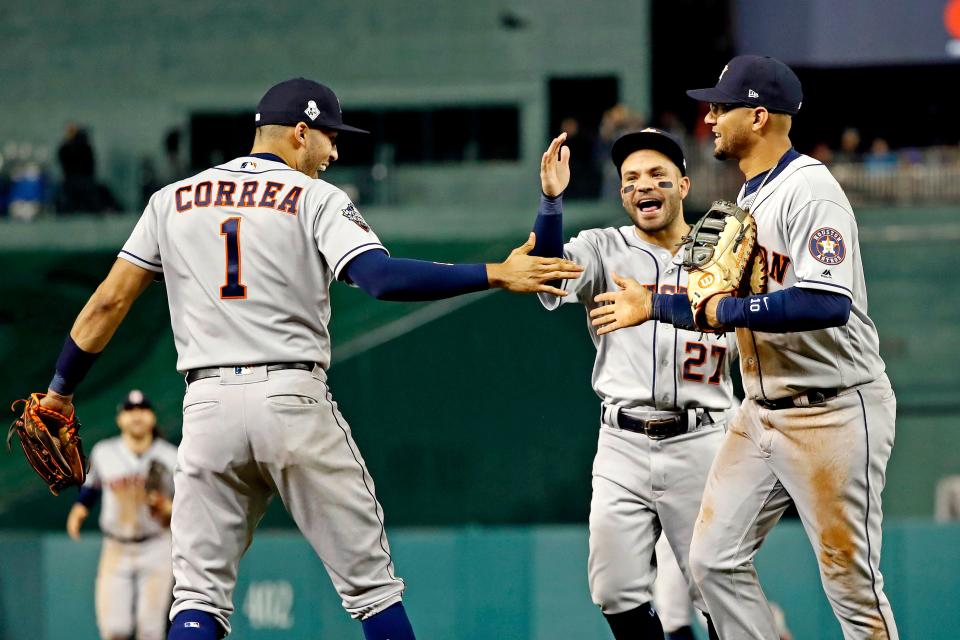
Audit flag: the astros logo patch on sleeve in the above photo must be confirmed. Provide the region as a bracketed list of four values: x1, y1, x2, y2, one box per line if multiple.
[808, 227, 845, 265]
[341, 203, 370, 231]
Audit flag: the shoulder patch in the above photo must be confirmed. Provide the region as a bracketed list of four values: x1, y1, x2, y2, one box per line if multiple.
[340, 203, 370, 231]
[808, 227, 845, 265]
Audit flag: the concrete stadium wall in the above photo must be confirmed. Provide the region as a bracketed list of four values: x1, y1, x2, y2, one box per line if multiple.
[1, 0, 651, 208]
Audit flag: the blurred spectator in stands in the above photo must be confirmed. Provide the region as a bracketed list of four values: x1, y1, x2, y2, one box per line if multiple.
[139, 156, 162, 209]
[7, 143, 49, 221]
[864, 137, 898, 174]
[560, 116, 602, 200]
[598, 103, 645, 199]
[935, 475, 960, 521]
[810, 141, 834, 165]
[833, 127, 862, 164]
[55, 123, 122, 213]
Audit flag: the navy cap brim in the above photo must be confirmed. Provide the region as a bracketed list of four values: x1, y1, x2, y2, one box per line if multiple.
[611, 130, 686, 176]
[686, 87, 746, 104]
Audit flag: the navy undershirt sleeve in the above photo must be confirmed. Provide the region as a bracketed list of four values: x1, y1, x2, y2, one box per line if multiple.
[76, 486, 101, 509]
[531, 193, 564, 258]
[344, 249, 490, 301]
[717, 287, 851, 332]
[651, 293, 697, 331]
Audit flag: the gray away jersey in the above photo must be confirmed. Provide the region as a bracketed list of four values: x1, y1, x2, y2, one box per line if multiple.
[120, 156, 387, 372]
[82, 437, 178, 539]
[540, 226, 735, 412]
[736, 153, 885, 399]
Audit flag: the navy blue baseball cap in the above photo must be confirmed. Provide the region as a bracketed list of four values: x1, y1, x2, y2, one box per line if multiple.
[611, 128, 687, 176]
[119, 389, 153, 412]
[687, 55, 803, 116]
[255, 78, 369, 134]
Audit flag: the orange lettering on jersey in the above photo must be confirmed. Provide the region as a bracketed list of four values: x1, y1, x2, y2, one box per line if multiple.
[770, 251, 792, 284]
[259, 181, 283, 208]
[658, 284, 688, 295]
[237, 181, 259, 207]
[194, 181, 213, 207]
[276, 186, 302, 215]
[175, 186, 193, 212]
[215, 181, 237, 207]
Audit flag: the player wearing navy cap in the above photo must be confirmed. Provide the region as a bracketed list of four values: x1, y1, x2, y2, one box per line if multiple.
[66, 390, 177, 640]
[36, 77, 582, 640]
[589, 55, 899, 639]
[532, 128, 732, 640]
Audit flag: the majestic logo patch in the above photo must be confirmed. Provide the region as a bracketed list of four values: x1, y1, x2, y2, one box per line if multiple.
[341, 203, 370, 231]
[304, 100, 321, 121]
[821, 269, 833, 279]
[808, 227, 846, 265]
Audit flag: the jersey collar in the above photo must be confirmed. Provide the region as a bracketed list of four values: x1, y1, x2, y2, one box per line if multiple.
[247, 152, 290, 166]
[743, 147, 801, 197]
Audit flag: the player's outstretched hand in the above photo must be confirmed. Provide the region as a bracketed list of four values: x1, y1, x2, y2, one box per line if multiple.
[590, 272, 653, 334]
[488, 232, 583, 295]
[541, 132, 571, 197]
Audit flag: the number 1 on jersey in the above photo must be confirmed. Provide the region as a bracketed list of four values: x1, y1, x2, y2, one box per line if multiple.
[220, 217, 248, 299]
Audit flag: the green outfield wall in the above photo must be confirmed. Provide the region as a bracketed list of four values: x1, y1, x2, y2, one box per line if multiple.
[0, 522, 958, 640]
[1, 205, 957, 529]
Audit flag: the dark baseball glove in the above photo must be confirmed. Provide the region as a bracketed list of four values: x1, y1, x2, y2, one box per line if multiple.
[681, 200, 758, 331]
[7, 393, 86, 495]
[145, 459, 169, 496]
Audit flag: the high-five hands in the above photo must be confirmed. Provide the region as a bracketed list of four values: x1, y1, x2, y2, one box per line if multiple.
[589, 272, 653, 335]
[488, 232, 583, 296]
[541, 132, 571, 197]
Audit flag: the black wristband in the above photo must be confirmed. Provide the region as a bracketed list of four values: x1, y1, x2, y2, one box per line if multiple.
[49, 336, 100, 395]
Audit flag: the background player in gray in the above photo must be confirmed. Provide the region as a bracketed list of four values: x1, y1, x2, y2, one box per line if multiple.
[36, 77, 582, 640]
[589, 56, 898, 639]
[533, 129, 732, 640]
[67, 390, 177, 640]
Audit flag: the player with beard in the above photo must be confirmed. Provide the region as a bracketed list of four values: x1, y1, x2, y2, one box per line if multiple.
[530, 129, 734, 640]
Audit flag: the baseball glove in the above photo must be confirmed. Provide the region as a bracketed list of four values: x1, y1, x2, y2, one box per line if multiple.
[7, 393, 86, 495]
[145, 460, 169, 496]
[681, 200, 758, 331]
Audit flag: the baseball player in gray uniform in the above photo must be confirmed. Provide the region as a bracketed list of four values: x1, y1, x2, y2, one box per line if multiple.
[36, 77, 581, 640]
[534, 129, 733, 640]
[67, 390, 178, 640]
[589, 56, 898, 639]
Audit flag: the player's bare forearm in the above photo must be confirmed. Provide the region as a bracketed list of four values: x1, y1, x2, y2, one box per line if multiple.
[703, 295, 728, 331]
[488, 232, 582, 295]
[589, 272, 653, 335]
[69, 259, 155, 352]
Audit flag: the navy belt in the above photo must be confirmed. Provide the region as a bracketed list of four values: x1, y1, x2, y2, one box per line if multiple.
[616, 410, 713, 440]
[757, 388, 838, 410]
[185, 362, 317, 385]
[104, 531, 159, 544]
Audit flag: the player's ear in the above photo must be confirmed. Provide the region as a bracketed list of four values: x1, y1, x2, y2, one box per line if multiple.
[678, 175, 691, 200]
[293, 122, 309, 147]
[751, 107, 769, 132]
